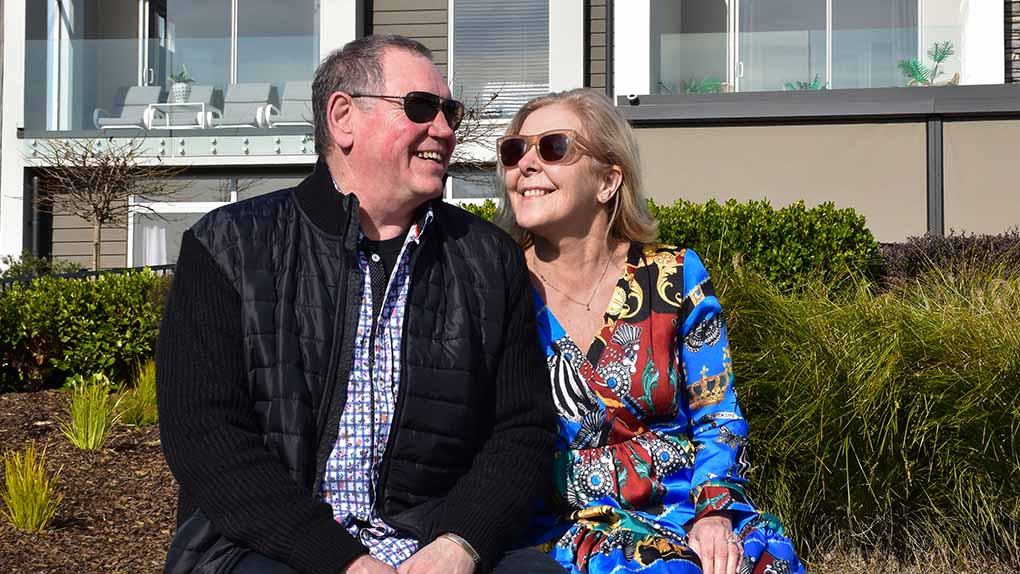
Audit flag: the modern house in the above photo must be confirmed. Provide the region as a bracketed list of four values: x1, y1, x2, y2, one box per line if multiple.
[1, 0, 1019, 269]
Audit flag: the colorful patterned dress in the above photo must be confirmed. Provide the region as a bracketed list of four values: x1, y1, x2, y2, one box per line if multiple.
[532, 244, 805, 574]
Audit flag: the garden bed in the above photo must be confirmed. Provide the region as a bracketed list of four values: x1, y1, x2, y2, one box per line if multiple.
[0, 390, 175, 573]
[0, 388, 1016, 573]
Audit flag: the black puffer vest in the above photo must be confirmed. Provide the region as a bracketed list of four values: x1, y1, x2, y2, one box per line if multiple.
[170, 161, 525, 569]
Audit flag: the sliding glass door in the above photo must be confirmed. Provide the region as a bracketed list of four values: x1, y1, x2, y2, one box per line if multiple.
[644, 0, 923, 95]
[25, 0, 319, 132]
[736, 0, 827, 92]
[831, 0, 917, 89]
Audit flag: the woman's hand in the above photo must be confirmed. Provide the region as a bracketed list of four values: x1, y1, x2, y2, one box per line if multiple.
[688, 514, 742, 574]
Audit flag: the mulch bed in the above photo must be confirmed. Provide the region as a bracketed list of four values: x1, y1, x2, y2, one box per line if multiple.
[1, 390, 1015, 574]
[0, 390, 176, 574]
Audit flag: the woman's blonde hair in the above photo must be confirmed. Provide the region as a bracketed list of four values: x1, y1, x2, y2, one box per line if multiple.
[495, 88, 658, 248]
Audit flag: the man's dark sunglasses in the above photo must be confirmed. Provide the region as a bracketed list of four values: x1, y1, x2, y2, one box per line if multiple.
[350, 91, 465, 130]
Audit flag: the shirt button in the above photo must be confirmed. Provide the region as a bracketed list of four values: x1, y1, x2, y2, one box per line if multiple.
[371, 253, 381, 262]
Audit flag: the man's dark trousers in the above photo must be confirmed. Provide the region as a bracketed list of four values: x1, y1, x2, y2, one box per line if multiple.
[231, 548, 567, 574]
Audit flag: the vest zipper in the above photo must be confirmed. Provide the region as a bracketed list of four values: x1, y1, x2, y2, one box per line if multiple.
[374, 234, 425, 539]
[311, 201, 362, 497]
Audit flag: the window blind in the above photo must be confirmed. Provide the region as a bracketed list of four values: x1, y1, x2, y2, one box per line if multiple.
[452, 0, 550, 118]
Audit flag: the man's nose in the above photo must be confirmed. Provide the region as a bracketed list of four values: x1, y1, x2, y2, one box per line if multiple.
[429, 108, 455, 139]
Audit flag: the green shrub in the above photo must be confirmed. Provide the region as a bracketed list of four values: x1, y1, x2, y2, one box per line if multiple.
[719, 267, 1020, 566]
[0, 270, 167, 390]
[651, 198, 880, 290]
[454, 197, 879, 291]
[0, 251, 85, 280]
[1, 441, 63, 532]
[60, 373, 122, 451]
[456, 198, 499, 222]
[118, 359, 158, 426]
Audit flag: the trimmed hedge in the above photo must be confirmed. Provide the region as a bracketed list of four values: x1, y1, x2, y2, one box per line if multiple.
[0, 270, 170, 392]
[650, 198, 880, 290]
[459, 198, 881, 290]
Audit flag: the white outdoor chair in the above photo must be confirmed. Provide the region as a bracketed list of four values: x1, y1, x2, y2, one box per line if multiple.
[93, 86, 163, 130]
[207, 83, 273, 128]
[263, 81, 313, 127]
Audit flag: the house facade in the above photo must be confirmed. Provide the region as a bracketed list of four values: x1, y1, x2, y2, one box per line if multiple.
[1, 0, 1018, 269]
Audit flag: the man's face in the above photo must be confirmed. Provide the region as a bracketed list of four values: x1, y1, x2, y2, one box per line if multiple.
[351, 49, 456, 205]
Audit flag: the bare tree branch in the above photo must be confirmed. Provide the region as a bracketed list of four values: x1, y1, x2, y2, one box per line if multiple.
[31, 137, 190, 270]
[213, 177, 267, 202]
[451, 88, 504, 189]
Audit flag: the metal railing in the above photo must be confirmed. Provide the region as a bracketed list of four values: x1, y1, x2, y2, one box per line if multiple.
[0, 264, 176, 292]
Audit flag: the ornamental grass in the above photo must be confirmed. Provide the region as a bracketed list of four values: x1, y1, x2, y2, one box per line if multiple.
[118, 359, 158, 426]
[719, 265, 1020, 569]
[1, 441, 63, 532]
[59, 372, 122, 451]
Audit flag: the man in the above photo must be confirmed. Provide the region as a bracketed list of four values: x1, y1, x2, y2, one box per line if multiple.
[157, 35, 561, 574]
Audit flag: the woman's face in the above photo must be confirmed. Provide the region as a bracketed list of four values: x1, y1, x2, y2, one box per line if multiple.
[503, 104, 608, 240]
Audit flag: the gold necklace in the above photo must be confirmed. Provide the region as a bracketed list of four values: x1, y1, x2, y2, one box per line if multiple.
[534, 252, 614, 312]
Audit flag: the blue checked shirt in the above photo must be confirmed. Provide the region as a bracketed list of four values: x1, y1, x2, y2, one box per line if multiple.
[319, 209, 433, 566]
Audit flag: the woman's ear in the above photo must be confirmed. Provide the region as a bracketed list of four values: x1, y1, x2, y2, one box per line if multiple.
[597, 165, 624, 204]
[327, 92, 355, 150]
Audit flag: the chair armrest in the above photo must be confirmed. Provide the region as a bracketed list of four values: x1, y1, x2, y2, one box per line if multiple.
[204, 107, 223, 129]
[260, 103, 279, 128]
[143, 107, 158, 130]
[93, 108, 110, 130]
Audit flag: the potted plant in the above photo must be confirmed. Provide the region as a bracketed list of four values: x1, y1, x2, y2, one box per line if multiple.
[898, 41, 959, 87]
[168, 65, 194, 102]
[784, 73, 827, 91]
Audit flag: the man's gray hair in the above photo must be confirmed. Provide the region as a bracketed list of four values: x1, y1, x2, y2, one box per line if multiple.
[312, 35, 433, 156]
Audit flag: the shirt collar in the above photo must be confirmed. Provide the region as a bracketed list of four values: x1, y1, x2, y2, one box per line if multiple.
[333, 178, 435, 247]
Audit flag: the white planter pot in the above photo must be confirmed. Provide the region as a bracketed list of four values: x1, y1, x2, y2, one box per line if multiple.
[170, 82, 192, 103]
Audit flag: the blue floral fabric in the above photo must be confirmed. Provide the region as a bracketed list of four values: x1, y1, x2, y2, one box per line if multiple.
[532, 244, 805, 574]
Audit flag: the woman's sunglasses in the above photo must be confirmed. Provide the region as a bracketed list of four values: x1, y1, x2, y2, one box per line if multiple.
[350, 91, 465, 130]
[497, 129, 595, 168]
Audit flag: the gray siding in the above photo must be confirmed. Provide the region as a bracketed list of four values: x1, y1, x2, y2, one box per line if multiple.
[51, 210, 128, 270]
[588, 0, 607, 90]
[371, 0, 448, 76]
[1009, 1, 1020, 83]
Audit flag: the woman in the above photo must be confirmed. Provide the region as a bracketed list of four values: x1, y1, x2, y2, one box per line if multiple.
[496, 88, 805, 574]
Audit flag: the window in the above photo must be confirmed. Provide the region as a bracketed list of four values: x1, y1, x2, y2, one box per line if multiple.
[25, 0, 142, 130]
[450, 0, 549, 118]
[620, 0, 1005, 97]
[236, 0, 319, 85]
[25, 0, 320, 132]
[132, 212, 204, 266]
[739, 0, 827, 92]
[447, 0, 550, 200]
[128, 172, 308, 266]
[832, 0, 918, 89]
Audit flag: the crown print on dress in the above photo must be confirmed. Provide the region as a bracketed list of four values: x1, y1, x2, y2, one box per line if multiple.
[687, 355, 733, 410]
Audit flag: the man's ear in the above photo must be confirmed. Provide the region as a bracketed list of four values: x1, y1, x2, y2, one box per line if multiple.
[597, 165, 624, 204]
[327, 92, 356, 150]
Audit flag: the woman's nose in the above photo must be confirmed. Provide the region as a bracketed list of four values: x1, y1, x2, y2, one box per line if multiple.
[517, 146, 542, 174]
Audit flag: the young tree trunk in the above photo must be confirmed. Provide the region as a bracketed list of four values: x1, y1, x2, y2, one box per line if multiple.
[92, 223, 102, 271]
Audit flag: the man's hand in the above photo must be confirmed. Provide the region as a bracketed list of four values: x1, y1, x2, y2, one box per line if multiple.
[396, 536, 475, 574]
[687, 514, 742, 574]
[344, 554, 397, 574]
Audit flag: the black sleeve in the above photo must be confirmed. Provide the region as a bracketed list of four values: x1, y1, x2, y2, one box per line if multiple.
[157, 230, 368, 574]
[433, 240, 558, 571]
